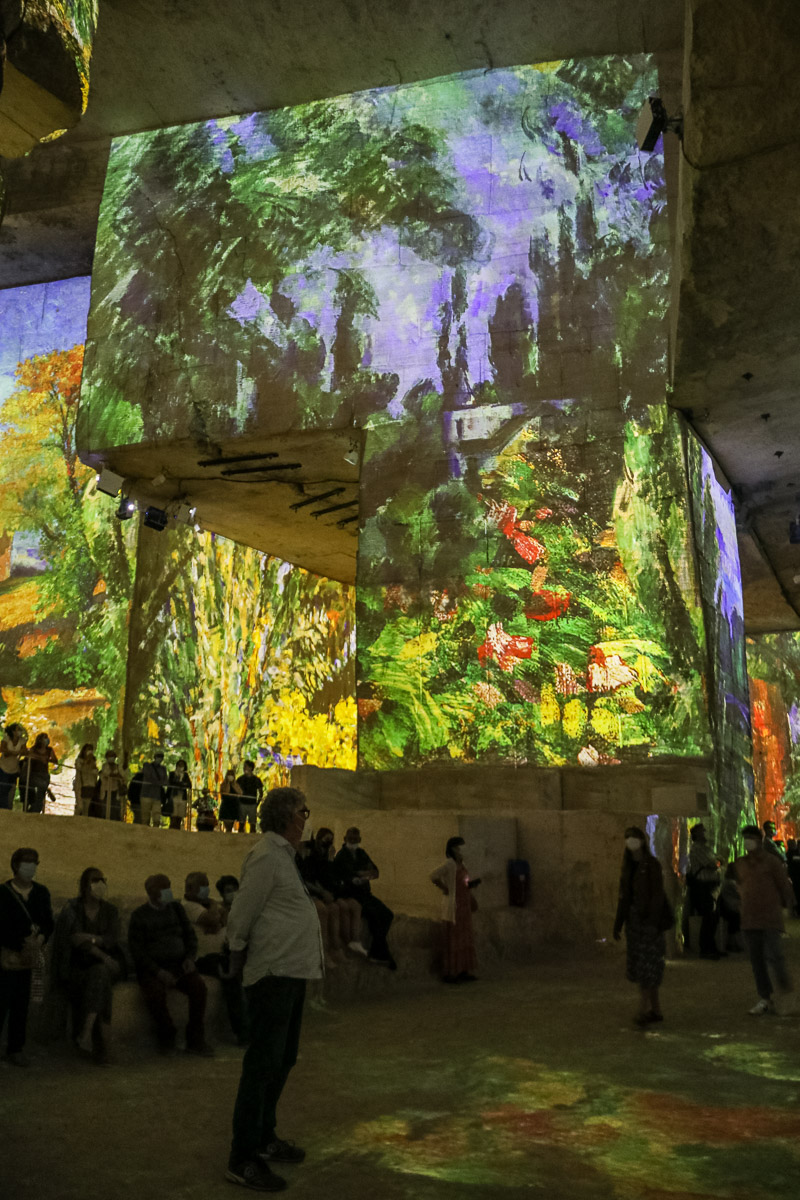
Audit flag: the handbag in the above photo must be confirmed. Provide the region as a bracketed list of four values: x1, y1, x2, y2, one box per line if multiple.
[1, 882, 43, 970]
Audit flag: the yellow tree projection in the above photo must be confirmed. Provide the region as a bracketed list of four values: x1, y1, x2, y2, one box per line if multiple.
[125, 526, 356, 791]
[0, 345, 135, 755]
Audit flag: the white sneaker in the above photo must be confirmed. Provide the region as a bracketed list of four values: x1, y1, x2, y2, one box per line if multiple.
[748, 999, 771, 1015]
[347, 941, 368, 957]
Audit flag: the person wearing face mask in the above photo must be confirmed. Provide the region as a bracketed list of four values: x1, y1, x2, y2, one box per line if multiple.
[225, 787, 323, 1190]
[216, 875, 240, 909]
[686, 823, 723, 960]
[0, 847, 54, 1066]
[52, 867, 126, 1063]
[735, 824, 796, 1015]
[334, 827, 396, 969]
[0, 723, 27, 810]
[97, 749, 128, 821]
[73, 744, 99, 818]
[613, 827, 672, 1027]
[762, 820, 788, 864]
[183, 871, 248, 1044]
[431, 836, 481, 983]
[299, 829, 367, 966]
[19, 733, 58, 813]
[127, 874, 212, 1055]
[166, 759, 192, 830]
[219, 769, 243, 833]
[139, 751, 168, 827]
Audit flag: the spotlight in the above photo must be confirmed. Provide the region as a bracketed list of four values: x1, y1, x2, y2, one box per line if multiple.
[173, 503, 196, 524]
[97, 468, 125, 497]
[116, 495, 135, 521]
[143, 506, 168, 531]
[636, 97, 683, 152]
[789, 515, 800, 544]
[343, 439, 360, 467]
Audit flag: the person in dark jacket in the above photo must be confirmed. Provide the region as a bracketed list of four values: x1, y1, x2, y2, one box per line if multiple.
[0, 847, 54, 1066]
[334, 827, 395, 968]
[52, 866, 126, 1063]
[127, 874, 211, 1055]
[613, 826, 670, 1027]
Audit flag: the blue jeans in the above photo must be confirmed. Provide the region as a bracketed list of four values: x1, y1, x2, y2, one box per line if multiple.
[0, 768, 18, 810]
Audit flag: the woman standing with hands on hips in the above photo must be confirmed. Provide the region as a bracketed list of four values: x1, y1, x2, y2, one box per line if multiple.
[613, 826, 672, 1027]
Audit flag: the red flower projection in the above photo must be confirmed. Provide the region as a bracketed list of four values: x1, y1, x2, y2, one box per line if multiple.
[485, 499, 546, 566]
[525, 589, 571, 621]
[477, 622, 535, 672]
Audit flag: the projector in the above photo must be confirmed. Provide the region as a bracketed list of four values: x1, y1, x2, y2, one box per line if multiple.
[96, 467, 125, 497]
[636, 97, 682, 153]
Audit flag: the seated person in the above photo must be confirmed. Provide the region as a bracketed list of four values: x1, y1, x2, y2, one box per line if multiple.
[127, 874, 212, 1055]
[183, 872, 247, 1044]
[300, 829, 367, 966]
[52, 866, 126, 1063]
[216, 875, 239, 911]
[334, 827, 396, 969]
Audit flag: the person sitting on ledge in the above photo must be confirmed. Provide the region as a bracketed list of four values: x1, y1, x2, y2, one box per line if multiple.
[183, 871, 247, 1044]
[216, 875, 239, 911]
[300, 828, 367, 966]
[0, 847, 54, 1067]
[430, 836, 480, 984]
[127, 874, 212, 1056]
[52, 866, 126, 1064]
[334, 827, 396, 969]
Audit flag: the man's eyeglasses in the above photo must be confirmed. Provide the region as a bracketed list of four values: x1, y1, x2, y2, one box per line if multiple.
[297, 807, 310, 818]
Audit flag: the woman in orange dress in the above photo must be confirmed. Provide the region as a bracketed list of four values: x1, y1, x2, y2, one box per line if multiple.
[430, 836, 481, 984]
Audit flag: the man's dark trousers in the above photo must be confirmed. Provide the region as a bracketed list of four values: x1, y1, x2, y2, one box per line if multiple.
[230, 976, 305, 1162]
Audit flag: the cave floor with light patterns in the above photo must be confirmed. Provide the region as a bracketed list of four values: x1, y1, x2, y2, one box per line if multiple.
[4, 931, 800, 1200]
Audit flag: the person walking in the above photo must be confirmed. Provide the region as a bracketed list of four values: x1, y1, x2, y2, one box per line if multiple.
[219, 769, 243, 833]
[686, 823, 722, 959]
[0, 723, 27, 810]
[19, 734, 57, 813]
[613, 826, 672, 1026]
[430, 836, 481, 983]
[139, 751, 167, 827]
[0, 847, 54, 1066]
[225, 787, 323, 1191]
[166, 759, 192, 830]
[762, 820, 788, 864]
[735, 824, 796, 1015]
[73, 744, 99, 817]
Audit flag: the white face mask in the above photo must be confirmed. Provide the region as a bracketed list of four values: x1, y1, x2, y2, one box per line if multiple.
[743, 838, 760, 852]
[90, 880, 108, 900]
[17, 861, 37, 881]
[625, 837, 643, 852]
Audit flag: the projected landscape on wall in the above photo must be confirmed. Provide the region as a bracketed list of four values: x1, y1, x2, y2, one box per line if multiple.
[0, 280, 355, 802]
[83, 57, 725, 770]
[748, 633, 800, 837]
[686, 434, 753, 836]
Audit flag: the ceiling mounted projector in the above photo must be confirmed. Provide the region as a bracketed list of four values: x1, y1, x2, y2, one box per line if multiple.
[96, 467, 125, 497]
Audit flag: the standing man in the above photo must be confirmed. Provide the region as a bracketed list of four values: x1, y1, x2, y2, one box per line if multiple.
[236, 761, 264, 834]
[139, 751, 167, 827]
[686, 824, 722, 959]
[762, 819, 787, 864]
[735, 824, 796, 1015]
[225, 787, 323, 1191]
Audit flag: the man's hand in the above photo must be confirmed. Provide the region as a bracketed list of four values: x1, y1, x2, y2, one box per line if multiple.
[225, 949, 247, 979]
[157, 969, 177, 987]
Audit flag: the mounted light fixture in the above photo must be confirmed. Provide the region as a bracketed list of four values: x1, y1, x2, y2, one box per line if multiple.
[343, 438, 360, 467]
[97, 468, 125, 497]
[116, 495, 135, 521]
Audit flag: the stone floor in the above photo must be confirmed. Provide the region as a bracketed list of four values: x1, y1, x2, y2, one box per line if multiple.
[3, 930, 800, 1200]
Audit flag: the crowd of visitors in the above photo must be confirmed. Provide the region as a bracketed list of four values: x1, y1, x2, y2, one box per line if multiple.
[0, 723, 274, 833]
[614, 818, 798, 1026]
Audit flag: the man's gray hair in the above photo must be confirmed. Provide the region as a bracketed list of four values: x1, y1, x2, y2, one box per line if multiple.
[260, 787, 306, 834]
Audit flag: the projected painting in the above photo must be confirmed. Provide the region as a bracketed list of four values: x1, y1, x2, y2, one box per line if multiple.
[82, 57, 715, 770]
[0, 278, 134, 784]
[125, 526, 356, 789]
[686, 433, 754, 845]
[747, 633, 800, 837]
